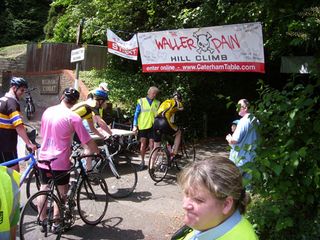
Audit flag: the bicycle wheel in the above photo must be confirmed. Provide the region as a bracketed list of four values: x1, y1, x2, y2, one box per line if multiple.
[26, 168, 41, 211]
[102, 156, 138, 198]
[77, 172, 108, 225]
[148, 146, 169, 183]
[127, 139, 140, 153]
[26, 103, 32, 120]
[20, 190, 62, 240]
[176, 139, 196, 170]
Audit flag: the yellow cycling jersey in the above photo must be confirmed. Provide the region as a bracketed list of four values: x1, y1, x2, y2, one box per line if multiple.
[72, 99, 99, 120]
[157, 98, 183, 131]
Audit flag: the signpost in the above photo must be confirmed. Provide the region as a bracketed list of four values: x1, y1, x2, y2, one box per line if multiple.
[72, 19, 85, 90]
[70, 47, 85, 63]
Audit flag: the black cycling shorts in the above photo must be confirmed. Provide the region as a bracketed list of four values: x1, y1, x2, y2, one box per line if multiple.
[153, 117, 176, 142]
[38, 167, 70, 185]
[0, 151, 18, 167]
[138, 127, 155, 140]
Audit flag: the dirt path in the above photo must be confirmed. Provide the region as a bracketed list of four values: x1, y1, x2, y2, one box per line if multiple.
[18, 102, 230, 240]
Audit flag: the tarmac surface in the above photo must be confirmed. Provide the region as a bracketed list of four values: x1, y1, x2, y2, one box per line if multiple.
[5, 93, 229, 240]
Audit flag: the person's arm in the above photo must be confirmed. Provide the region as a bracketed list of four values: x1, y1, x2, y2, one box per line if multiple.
[10, 226, 17, 240]
[16, 124, 37, 151]
[87, 119, 106, 138]
[92, 114, 113, 135]
[226, 134, 238, 145]
[83, 138, 99, 154]
[132, 102, 141, 133]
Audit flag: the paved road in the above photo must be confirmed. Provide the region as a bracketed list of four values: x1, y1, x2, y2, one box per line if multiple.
[13, 97, 229, 240]
[18, 139, 228, 240]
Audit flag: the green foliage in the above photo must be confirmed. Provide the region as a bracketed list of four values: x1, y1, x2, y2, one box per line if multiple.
[247, 76, 320, 239]
[0, 0, 50, 47]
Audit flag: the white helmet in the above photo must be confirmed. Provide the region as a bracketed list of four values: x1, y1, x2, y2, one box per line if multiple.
[99, 82, 109, 91]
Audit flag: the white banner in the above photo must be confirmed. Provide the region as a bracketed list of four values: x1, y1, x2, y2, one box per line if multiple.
[138, 22, 265, 73]
[107, 29, 139, 60]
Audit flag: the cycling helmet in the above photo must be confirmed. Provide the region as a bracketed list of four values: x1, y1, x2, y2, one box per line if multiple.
[93, 89, 109, 100]
[10, 77, 28, 88]
[172, 91, 182, 101]
[99, 82, 109, 91]
[63, 87, 80, 101]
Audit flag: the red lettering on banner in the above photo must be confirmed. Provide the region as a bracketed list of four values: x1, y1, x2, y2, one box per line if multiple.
[211, 34, 240, 53]
[108, 41, 138, 56]
[155, 37, 195, 50]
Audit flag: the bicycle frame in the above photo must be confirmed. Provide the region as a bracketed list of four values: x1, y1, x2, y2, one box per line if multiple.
[0, 153, 37, 187]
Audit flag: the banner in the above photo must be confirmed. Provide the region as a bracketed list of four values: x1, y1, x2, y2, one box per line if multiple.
[137, 22, 265, 73]
[107, 29, 139, 60]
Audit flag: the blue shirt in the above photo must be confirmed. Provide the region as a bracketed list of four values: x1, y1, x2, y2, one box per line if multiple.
[189, 210, 242, 240]
[229, 113, 259, 166]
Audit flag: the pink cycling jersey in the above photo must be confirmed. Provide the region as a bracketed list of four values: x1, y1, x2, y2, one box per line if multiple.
[38, 104, 91, 171]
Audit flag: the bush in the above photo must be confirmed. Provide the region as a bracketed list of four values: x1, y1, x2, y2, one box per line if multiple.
[248, 77, 320, 239]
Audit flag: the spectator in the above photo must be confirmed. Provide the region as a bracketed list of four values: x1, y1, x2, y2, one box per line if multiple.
[0, 166, 20, 240]
[172, 157, 258, 240]
[226, 99, 259, 168]
[132, 86, 160, 170]
[37, 87, 99, 233]
[0, 77, 37, 172]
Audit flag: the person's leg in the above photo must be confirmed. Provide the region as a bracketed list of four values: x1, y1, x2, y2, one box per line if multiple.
[38, 184, 49, 221]
[55, 184, 68, 218]
[83, 146, 92, 171]
[172, 129, 182, 155]
[11, 164, 20, 172]
[52, 171, 70, 232]
[37, 168, 50, 222]
[139, 137, 147, 167]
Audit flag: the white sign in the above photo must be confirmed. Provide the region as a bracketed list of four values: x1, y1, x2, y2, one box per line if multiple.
[70, 47, 85, 63]
[107, 29, 139, 60]
[137, 22, 265, 73]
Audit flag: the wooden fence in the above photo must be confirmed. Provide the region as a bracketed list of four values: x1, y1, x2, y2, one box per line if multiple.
[26, 43, 109, 72]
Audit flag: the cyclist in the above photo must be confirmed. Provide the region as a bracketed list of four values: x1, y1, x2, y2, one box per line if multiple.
[87, 82, 113, 125]
[0, 166, 20, 240]
[0, 77, 37, 172]
[38, 87, 99, 233]
[153, 91, 184, 159]
[72, 88, 113, 139]
[87, 82, 109, 99]
[132, 86, 160, 170]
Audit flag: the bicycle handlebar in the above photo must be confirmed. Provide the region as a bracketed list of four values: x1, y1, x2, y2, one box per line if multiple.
[26, 87, 37, 93]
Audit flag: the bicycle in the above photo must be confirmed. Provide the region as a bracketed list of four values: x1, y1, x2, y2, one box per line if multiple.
[0, 137, 41, 210]
[19, 152, 108, 240]
[73, 135, 138, 198]
[148, 128, 196, 183]
[25, 87, 36, 120]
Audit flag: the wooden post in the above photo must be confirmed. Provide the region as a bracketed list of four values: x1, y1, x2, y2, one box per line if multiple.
[74, 19, 85, 90]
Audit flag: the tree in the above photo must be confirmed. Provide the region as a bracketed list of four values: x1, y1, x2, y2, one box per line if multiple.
[0, 0, 50, 47]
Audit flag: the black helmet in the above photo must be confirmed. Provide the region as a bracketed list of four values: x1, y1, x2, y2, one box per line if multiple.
[63, 87, 80, 101]
[10, 77, 28, 88]
[172, 91, 182, 101]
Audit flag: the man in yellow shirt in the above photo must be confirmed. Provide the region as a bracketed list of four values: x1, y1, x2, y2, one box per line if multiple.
[153, 91, 184, 158]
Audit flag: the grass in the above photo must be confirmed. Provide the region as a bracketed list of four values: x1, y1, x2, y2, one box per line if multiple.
[0, 44, 27, 58]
